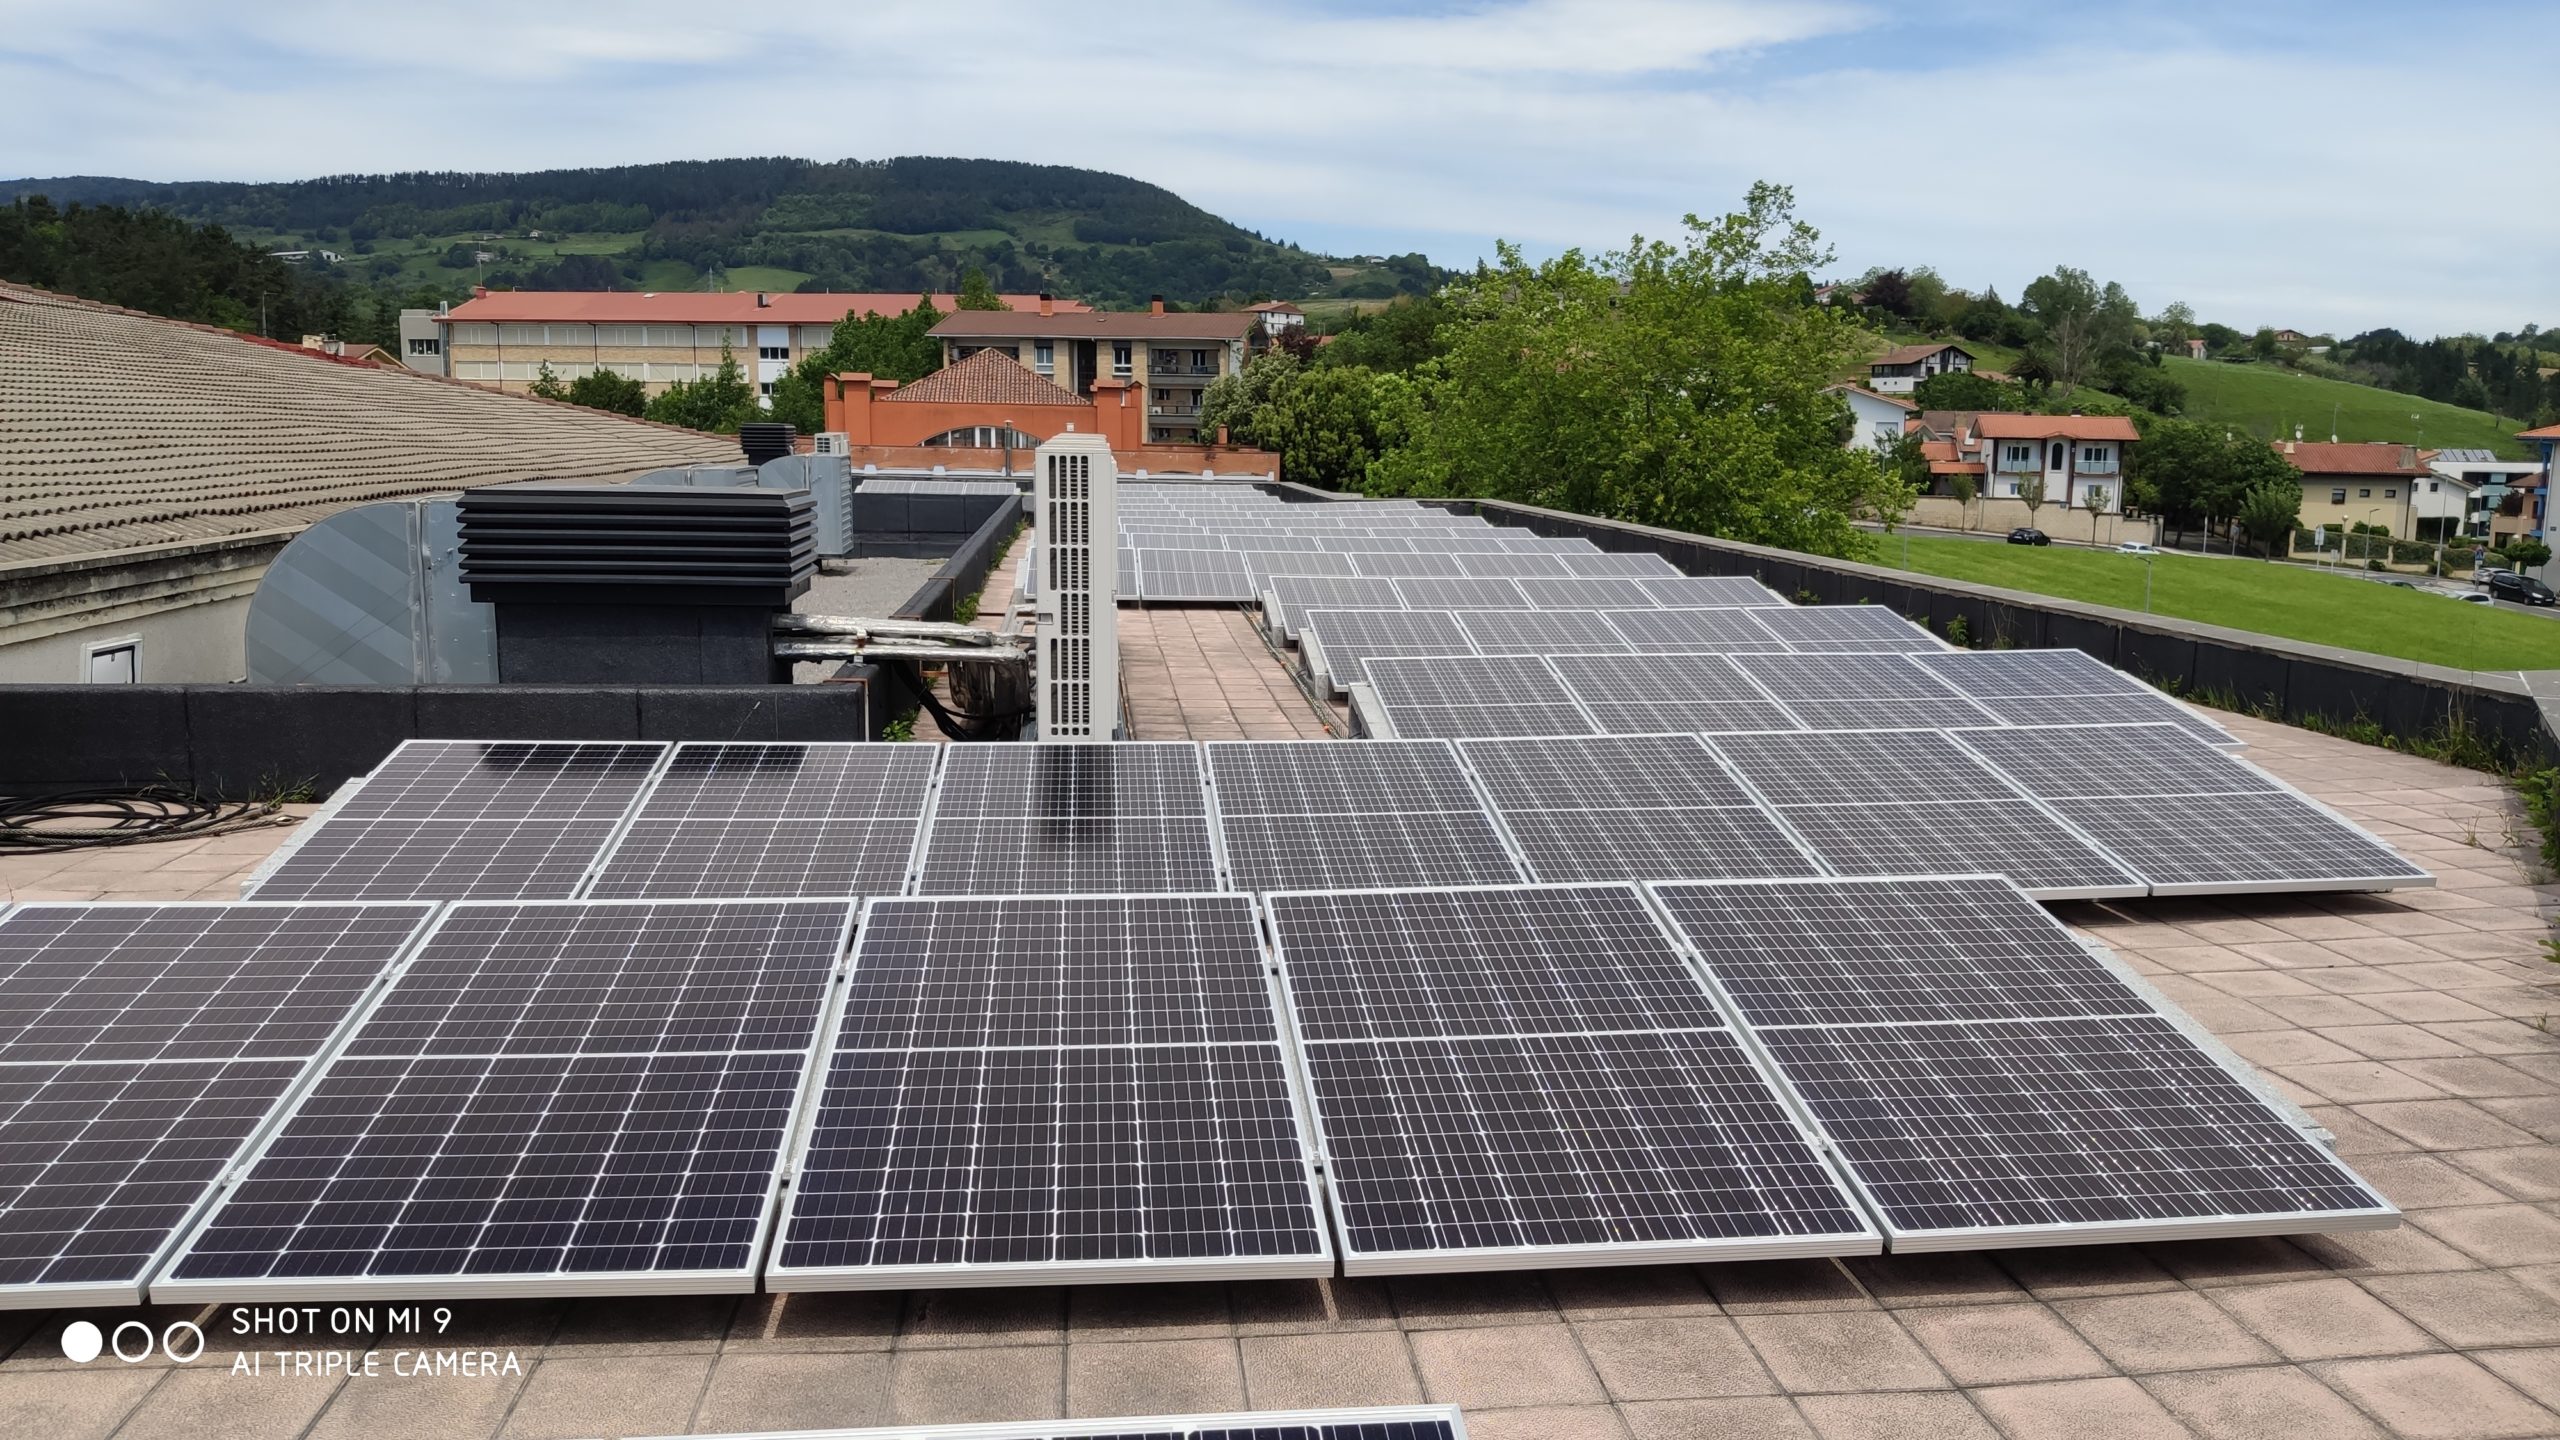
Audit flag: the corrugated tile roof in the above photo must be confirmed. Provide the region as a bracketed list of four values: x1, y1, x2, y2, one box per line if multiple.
[881, 349, 1092, 407]
[1972, 413, 2142, 441]
[0, 282, 737, 565]
[2273, 440, 2429, 477]
[443, 291, 1081, 323]
[930, 309, 1259, 341]
[1871, 341, 1973, 366]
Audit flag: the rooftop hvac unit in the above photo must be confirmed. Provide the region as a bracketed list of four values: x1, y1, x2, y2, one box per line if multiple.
[812, 431, 850, 457]
[1033, 433, 1119, 742]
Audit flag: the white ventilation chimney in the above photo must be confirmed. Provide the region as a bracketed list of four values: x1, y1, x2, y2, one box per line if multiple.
[1033, 433, 1120, 742]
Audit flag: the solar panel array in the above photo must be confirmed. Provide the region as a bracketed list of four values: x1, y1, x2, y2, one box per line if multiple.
[1653, 876, 2398, 1248]
[1208, 742, 1523, 891]
[915, 744, 1221, 895]
[588, 744, 935, 900]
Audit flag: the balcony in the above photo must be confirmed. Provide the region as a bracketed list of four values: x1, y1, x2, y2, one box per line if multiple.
[1150, 405, 1202, 425]
[2073, 459, 2120, 476]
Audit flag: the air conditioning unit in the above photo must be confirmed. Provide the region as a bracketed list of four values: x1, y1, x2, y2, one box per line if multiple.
[812, 432, 850, 456]
[1033, 433, 1120, 742]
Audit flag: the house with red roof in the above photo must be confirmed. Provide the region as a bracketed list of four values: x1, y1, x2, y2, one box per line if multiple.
[1867, 341, 1975, 394]
[2272, 439, 2431, 540]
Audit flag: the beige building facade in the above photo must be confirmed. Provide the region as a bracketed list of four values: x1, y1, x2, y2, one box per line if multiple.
[930, 301, 1261, 443]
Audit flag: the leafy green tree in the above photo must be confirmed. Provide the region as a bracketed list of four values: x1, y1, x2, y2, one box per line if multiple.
[2150, 300, 2196, 347]
[644, 343, 758, 432]
[2017, 473, 2047, 532]
[2237, 483, 2302, 556]
[1363, 184, 1907, 560]
[565, 368, 646, 416]
[766, 297, 945, 432]
[1910, 370, 2012, 411]
[955, 267, 1005, 310]
[2250, 326, 2282, 361]
[1257, 366, 1415, 490]
[2505, 537, 2553, 569]
[527, 361, 567, 401]
[1883, 427, 1933, 497]
[1949, 470, 1979, 531]
[1198, 351, 1301, 447]
[2020, 267, 2139, 397]
[1314, 295, 1451, 373]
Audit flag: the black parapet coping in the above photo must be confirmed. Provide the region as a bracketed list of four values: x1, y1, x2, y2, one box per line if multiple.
[0, 680, 878, 800]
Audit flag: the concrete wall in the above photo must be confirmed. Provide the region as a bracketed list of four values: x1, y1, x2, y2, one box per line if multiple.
[0, 678, 882, 800]
[0, 593, 254, 685]
[1906, 497, 2160, 547]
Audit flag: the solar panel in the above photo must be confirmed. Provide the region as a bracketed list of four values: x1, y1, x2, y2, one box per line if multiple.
[1453, 609, 1632, 655]
[1267, 884, 1877, 1271]
[1744, 605, 1946, 652]
[1134, 547, 1255, 601]
[1640, 575, 1784, 607]
[1452, 734, 1825, 884]
[1600, 608, 1790, 653]
[158, 899, 852, 1301]
[1240, 550, 1362, 586]
[1543, 653, 1802, 735]
[1652, 875, 2398, 1249]
[1701, 730, 2144, 899]
[0, 902, 436, 1306]
[1950, 724, 2429, 894]
[1265, 575, 1408, 642]
[915, 744, 1219, 894]
[244, 740, 667, 902]
[1390, 576, 1533, 610]
[1448, 551, 1574, 577]
[1350, 550, 1472, 578]
[1910, 650, 2234, 744]
[1361, 655, 1596, 739]
[770, 894, 1329, 1287]
[1512, 576, 1660, 609]
[586, 743, 937, 899]
[1299, 609, 1474, 695]
[1555, 551, 1683, 577]
[635, 1404, 1471, 1440]
[1729, 653, 1998, 730]
[1207, 742, 1524, 891]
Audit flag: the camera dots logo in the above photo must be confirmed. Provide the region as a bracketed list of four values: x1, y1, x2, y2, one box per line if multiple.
[62, 1319, 203, 1364]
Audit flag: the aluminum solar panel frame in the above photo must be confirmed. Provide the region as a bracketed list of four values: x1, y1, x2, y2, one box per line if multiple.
[1543, 653, 1803, 735]
[1907, 649, 2237, 746]
[1512, 575, 1662, 610]
[1699, 729, 2146, 901]
[1349, 550, 1472, 579]
[155, 898, 856, 1303]
[1265, 576, 1409, 643]
[637, 1403, 1472, 1440]
[1452, 609, 1632, 656]
[1447, 551, 1573, 577]
[1390, 576, 1534, 610]
[0, 901, 439, 1309]
[913, 742, 1222, 895]
[1239, 550, 1363, 589]
[1205, 741, 1527, 892]
[585, 743, 940, 900]
[1950, 723, 2430, 895]
[1267, 883, 1879, 1273]
[1298, 609, 1474, 697]
[1647, 874, 2400, 1250]
[1599, 608, 1791, 654]
[1360, 655, 1599, 739]
[1728, 653, 2000, 731]
[241, 740, 670, 902]
[1133, 547, 1255, 601]
[1553, 551, 1682, 577]
[1743, 605, 1949, 652]
[768, 893, 1332, 1289]
[1451, 734, 1828, 885]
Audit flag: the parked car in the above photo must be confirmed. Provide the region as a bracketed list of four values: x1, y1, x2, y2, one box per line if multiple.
[2007, 527, 2049, 546]
[2116, 542, 2158, 556]
[2453, 592, 2493, 605]
[2483, 570, 2558, 606]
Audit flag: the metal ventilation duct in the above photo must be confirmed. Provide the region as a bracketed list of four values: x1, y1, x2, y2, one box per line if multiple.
[243, 497, 496, 685]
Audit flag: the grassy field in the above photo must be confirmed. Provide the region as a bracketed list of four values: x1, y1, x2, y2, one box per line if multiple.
[2162, 357, 2529, 457]
[1877, 536, 2560, 673]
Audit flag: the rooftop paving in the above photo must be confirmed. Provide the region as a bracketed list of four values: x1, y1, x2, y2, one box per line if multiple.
[1, 560, 2555, 1439]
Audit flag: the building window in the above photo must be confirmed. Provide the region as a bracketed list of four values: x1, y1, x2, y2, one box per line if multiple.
[1113, 343, 1133, 376]
[1033, 341, 1054, 372]
[2331, 488, 2347, 504]
[2048, 442, 2065, 469]
[758, 345, 789, 362]
[2384, 488, 2396, 499]
[2081, 445, 2106, 464]
[2359, 488, 2371, 498]
[758, 381, 775, 397]
[922, 425, 1039, 449]
[406, 337, 440, 356]
[1191, 349, 1213, 370]
[84, 640, 138, 684]
[2003, 444, 2032, 466]
[2429, 481, 2440, 493]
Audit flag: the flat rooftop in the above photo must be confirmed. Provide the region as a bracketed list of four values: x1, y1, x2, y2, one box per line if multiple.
[2, 548, 2556, 1440]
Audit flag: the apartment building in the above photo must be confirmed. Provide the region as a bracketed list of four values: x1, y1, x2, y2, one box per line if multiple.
[928, 298, 1262, 442]
[427, 289, 1081, 402]
[2276, 440, 2430, 539]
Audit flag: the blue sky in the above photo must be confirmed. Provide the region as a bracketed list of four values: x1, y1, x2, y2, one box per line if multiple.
[3, 0, 2552, 337]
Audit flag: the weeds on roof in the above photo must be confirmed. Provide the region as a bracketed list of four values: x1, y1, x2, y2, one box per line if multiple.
[1942, 615, 1971, 649]
[881, 708, 918, 743]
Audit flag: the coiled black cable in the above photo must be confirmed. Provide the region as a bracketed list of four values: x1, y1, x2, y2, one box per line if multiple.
[0, 787, 294, 852]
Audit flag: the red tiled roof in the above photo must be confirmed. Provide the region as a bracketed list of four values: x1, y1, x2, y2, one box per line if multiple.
[2273, 441, 2428, 477]
[2518, 423, 2560, 441]
[444, 291, 1081, 324]
[1824, 383, 1916, 411]
[1972, 413, 2140, 441]
[1872, 342, 1972, 366]
[881, 349, 1091, 408]
[931, 309, 1259, 341]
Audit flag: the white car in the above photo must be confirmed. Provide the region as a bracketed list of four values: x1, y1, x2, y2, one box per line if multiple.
[2452, 592, 2492, 605]
[2116, 542, 2158, 556]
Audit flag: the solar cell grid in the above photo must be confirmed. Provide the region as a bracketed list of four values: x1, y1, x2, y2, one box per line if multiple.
[324, 740, 666, 824]
[1349, 551, 1470, 578]
[1493, 807, 1829, 885]
[1134, 548, 1254, 601]
[1600, 608, 1789, 653]
[1512, 576, 1659, 610]
[1446, 551, 1572, 576]
[1454, 734, 1751, 811]
[1389, 576, 1532, 610]
[626, 744, 937, 821]
[1555, 552, 1681, 577]
[1217, 812, 1525, 892]
[585, 819, 923, 902]
[1640, 575, 1783, 607]
[1702, 730, 2023, 807]
[1361, 656, 1595, 739]
[1298, 609, 1474, 694]
[1743, 605, 1944, 652]
[2043, 796, 2430, 893]
[934, 743, 1208, 818]
[1954, 723, 2279, 799]
[1730, 653, 1996, 730]
[1649, 876, 2140, 1027]
[1453, 610, 1631, 655]
[1207, 741, 1481, 816]
[1542, 653, 1801, 735]
[246, 817, 630, 902]
[1910, 652, 2234, 744]
[1265, 576, 1407, 640]
[1240, 551, 1362, 585]
[1773, 801, 2146, 898]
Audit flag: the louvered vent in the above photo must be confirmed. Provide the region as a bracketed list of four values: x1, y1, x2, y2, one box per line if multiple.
[1033, 434, 1119, 742]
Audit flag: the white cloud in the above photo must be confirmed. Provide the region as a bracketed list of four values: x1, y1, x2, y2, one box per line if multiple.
[1, 1, 2552, 336]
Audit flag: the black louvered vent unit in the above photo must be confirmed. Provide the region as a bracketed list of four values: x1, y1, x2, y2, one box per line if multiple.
[457, 482, 818, 684]
[738, 423, 797, 467]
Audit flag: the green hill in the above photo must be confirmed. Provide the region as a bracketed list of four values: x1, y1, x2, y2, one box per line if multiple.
[3, 157, 1444, 308]
[2159, 357, 2531, 458]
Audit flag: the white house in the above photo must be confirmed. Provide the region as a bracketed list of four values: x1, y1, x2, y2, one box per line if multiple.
[2419, 449, 2540, 538]
[1826, 384, 1917, 452]
[1245, 301, 1306, 338]
[1867, 341, 1975, 394]
[1971, 414, 2138, 512]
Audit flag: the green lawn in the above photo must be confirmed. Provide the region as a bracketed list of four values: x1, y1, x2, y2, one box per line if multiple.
[2162, 357, 2530, 457]
[1877, 536, 2560, 673]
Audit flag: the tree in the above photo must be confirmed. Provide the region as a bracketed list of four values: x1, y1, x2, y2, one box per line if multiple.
[643, 343, 758, 432]
[1198, 351, 1301, 447]
[2083, 483, 2113, 544]
[564, 368, 646, 416]
[2237, 483, 2302, 557]
[766, 297, 945, 432]
[1861, 269, 1913, 318]
[1365, 183, 1911, 560]
[1883, 427, 1933, 498]
[955, 267, 1005, 311]
[1316, 295, 1450, 372]
[1949, 471, 1979, 531]
[1911, 370, 2012, 412]
[2505, 537, 2553, 570]
[2150, 301, 2196, 347]
[1257, 366, 1415, 490]
[2017, 473, 2047, 533]
[2020, 267, 2138, 397]
[2250, 326, 2282, 361]
[527, 361, 567, 401]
